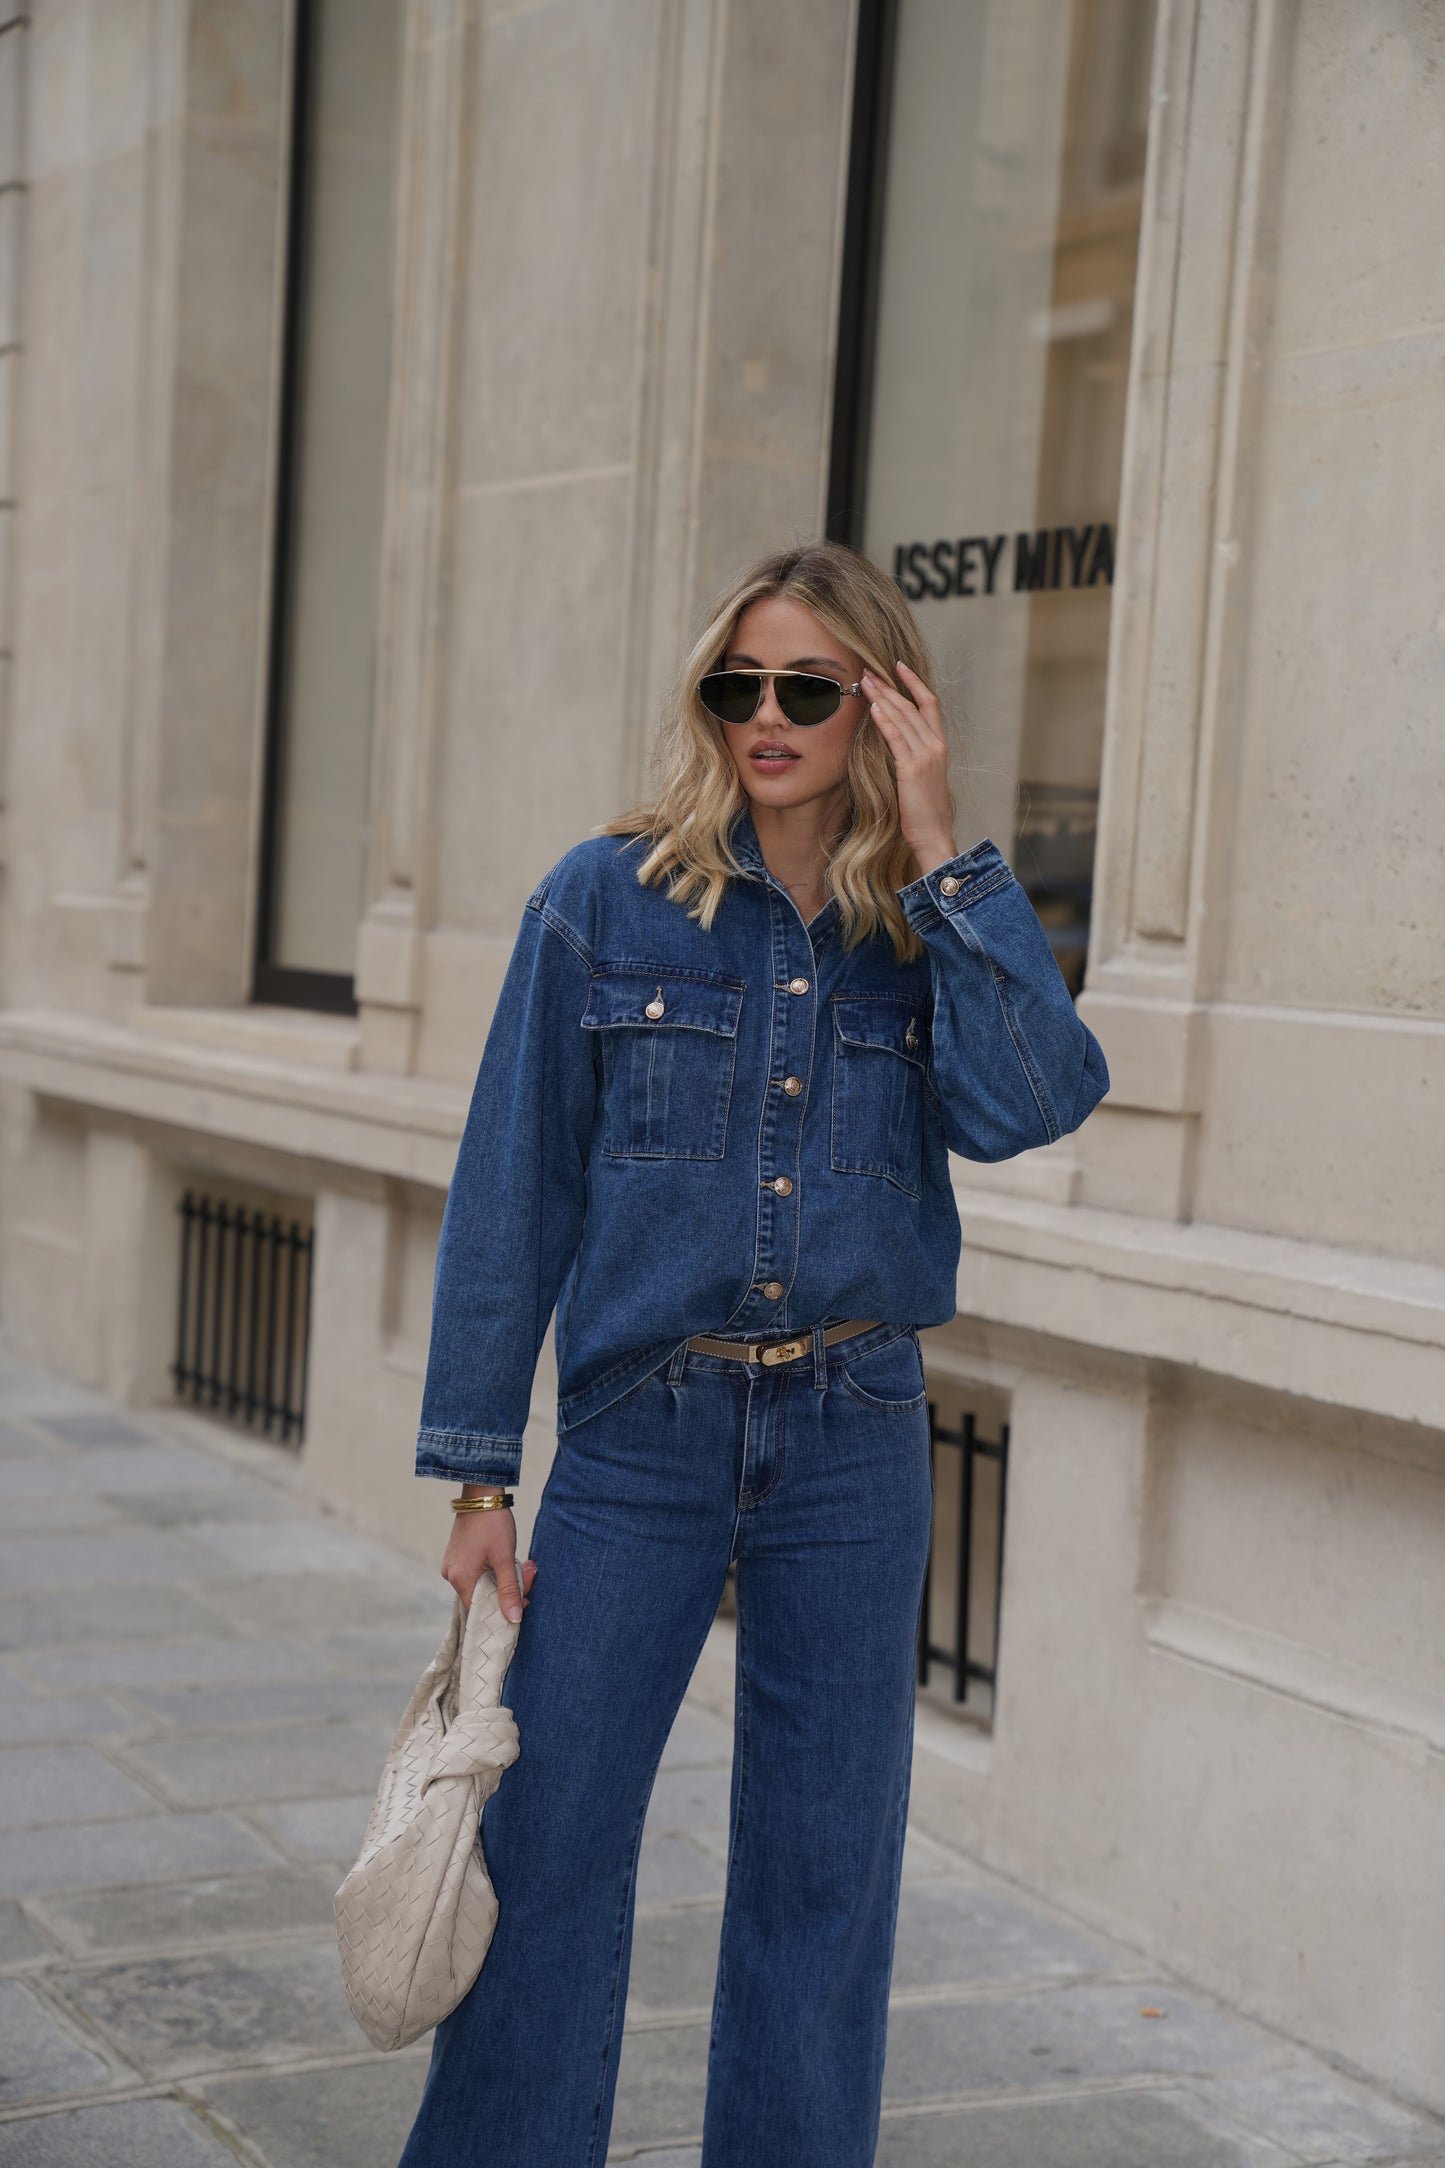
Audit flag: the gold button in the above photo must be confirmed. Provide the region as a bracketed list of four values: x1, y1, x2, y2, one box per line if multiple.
[788, 976, 809, 994]
[939, 875, 960, 896]
[644, 996, 665, 1018]
[782, 1075, 803, 1095]
[770, 1175, 793, 1197]
[762, 1280, 784, 1299]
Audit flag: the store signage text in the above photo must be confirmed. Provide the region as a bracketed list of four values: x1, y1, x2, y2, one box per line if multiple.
[891, 523, 1115, 602]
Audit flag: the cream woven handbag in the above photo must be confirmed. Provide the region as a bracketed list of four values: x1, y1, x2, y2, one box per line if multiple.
[334, 1568, 522, 2051]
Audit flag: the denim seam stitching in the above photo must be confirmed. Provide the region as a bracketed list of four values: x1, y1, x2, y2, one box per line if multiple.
[709, 1577, 752, 2065]
[531, 897, 593, 970]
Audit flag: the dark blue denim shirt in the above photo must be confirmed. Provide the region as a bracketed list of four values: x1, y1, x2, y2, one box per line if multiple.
[415, 807, 1109, 1483]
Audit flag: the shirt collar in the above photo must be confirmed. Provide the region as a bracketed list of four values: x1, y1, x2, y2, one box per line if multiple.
[727, 805, 766, 873]
[728, 805, 840, 935]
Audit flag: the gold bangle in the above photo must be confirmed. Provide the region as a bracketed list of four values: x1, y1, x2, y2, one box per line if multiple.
[450, 1492, 514, 1513]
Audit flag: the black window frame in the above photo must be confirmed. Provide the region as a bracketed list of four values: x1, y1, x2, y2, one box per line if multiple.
[253, 0, 359, 1018]
[825, 0, 899, 551]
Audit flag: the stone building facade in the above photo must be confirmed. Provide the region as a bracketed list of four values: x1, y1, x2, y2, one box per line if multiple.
[0, 0, 1441, 2114]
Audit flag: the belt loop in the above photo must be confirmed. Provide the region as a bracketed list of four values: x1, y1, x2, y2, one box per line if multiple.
[666, 1341, 689, 1384]
[812, 1321, 827, 1391]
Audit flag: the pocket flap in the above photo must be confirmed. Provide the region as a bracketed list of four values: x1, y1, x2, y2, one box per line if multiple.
[583, 966, 744, 1037]
[832, 996, 927, 1067]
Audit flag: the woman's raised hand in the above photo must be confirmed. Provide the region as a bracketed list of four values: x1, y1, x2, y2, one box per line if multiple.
[441, 1489, 537, 1620]
[860, 660, 957, 875]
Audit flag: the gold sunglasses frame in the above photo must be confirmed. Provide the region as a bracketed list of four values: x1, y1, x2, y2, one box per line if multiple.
[698, 667, 867, 727]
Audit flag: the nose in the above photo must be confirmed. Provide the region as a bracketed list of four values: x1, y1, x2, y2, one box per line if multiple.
[752, 677, 792, 732]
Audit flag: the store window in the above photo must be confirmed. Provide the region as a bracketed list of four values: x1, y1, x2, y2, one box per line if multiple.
[830, 0, 1157, 995]
[255, 0, 404, 1010]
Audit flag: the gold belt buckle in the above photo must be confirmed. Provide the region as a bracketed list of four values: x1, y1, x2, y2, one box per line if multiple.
[759, 1336, 808, 1367]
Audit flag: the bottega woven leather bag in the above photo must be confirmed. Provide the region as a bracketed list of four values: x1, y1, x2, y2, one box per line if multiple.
[334, 1568, 522, 2051]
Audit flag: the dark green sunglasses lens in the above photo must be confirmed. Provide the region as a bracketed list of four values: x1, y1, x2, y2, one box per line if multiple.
[699, 672, 762, 724]
[776, 673, 844, 725]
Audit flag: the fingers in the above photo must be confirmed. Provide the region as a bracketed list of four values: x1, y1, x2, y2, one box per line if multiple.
[441, 1514, 536, 1623]
[861, 666, 943, 756]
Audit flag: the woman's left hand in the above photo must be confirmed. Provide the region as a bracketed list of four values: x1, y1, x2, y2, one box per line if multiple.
[861, 661, 958, 875]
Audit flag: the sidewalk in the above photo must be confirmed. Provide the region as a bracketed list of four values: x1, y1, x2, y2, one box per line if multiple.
[1, 1345, 1442, 2168]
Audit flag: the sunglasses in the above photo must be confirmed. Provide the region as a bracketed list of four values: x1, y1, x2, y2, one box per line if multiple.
[698, 668, 866, 728]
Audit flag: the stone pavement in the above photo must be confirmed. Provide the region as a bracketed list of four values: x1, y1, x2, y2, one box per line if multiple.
[1, 1346, 1443, 2168]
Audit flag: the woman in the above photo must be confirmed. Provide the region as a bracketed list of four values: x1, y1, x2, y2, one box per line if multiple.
[399, 540, 1109, 2166]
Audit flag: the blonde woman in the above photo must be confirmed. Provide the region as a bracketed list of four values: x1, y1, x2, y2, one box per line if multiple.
[399, 540, 1109, 2166]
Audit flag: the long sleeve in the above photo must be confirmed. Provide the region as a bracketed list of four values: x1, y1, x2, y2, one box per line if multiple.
[415, 899, 598, 1484]
[896, 838, 1109, 1161]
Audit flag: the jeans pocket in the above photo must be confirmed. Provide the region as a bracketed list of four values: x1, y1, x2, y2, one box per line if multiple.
[837, 1327, 928, 1412]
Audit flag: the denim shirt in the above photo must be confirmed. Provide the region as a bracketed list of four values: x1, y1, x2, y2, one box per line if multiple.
[415, 808, 1109, 1483]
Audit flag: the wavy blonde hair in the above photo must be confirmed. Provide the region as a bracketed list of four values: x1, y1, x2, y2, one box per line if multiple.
[600, 540, 956, 963]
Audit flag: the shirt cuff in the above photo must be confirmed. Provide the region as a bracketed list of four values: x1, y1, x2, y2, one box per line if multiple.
[895, 838, 1014, 929]
[415, 1429, 524, 1486]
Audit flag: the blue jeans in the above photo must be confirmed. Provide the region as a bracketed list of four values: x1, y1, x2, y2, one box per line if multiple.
[398, 1321, 935, 2168]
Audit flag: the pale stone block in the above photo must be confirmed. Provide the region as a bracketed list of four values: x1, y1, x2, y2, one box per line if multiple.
[1075, 1104, 1196, 1219]
[1155, 1391, 1445, 1705]
[354, 913, 422, 1009]
[0, 186, 19, 353]
[457, 0, 660, 485]
[1218, 329, 1445, 1020]
[0, 25, 23, 189]
[436, 477, 637, 940]
[1268, 6, 1445, 359]
[0, 344, 16, 498]
[1192, 1007, 1445, 1266]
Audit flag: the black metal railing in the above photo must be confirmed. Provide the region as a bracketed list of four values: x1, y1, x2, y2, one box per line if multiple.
[918, 1401, 1010, 1711]
[173, 1191, 314, 1444]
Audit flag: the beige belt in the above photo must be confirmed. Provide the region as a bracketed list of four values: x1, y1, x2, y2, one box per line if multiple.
[685, 1319, 881, 1368]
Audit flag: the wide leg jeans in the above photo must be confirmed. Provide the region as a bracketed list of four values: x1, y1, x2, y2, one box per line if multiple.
[398, 1320, 935, 2168]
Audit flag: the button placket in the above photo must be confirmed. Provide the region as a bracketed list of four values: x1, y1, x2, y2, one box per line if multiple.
[734, 889, 819, 1328]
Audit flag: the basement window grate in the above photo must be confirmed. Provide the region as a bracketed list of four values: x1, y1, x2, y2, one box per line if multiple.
[919, 1403, 1010, 1714]
[173, 1190, 315, 1445]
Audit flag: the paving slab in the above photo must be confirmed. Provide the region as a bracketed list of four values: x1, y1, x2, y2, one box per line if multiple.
[0, 1745, 161, 1829]
[644, 1761, 734, 1835]
[0, 1978, 111, 2105]
[19, 1635, 332, 1694]
[132, 1670, 420, 1730]
[1204, 2062, 1445, 2160]
[889, 1880, 1120, 1992]
[0, 1584, 227, 1652]
[31, 1866, 340, 1956]
[607, 2019, 711, 2153]
[609, 2152, 701, 2168]
[627, 1903, 724, 2019]
[0, 1419, 57, 1455]
[635, 1832, 729, 1906]
[196, 1572, 449, 1639]
[182, 1518, 408, 1578]
[203, 2054, 431, 2168]
[878, 1980, 1277, 2105]
[60, 1938, 364, 2078]
[0, 2096, 239, 2166]
[256, 1793, 373, 1862]
[113, 1485, 296, 1528]
[0, 1809, 273, 1895]
[0, 1697, 136, 1746]
[872, 2086, 1298, 2168]
[0, 1531, 213, 1591]
[0, 1898, 59, 1966]
[656, 1707, 733, 1771]
[52, 1444, 240, 1494]
[31, 1410, 158, 1448]
[128, 1718, 394, 1809]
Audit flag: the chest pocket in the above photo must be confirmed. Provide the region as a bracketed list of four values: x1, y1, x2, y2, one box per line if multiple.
[830, 995, 928, 1197]
[582, 965, 745, 1161]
